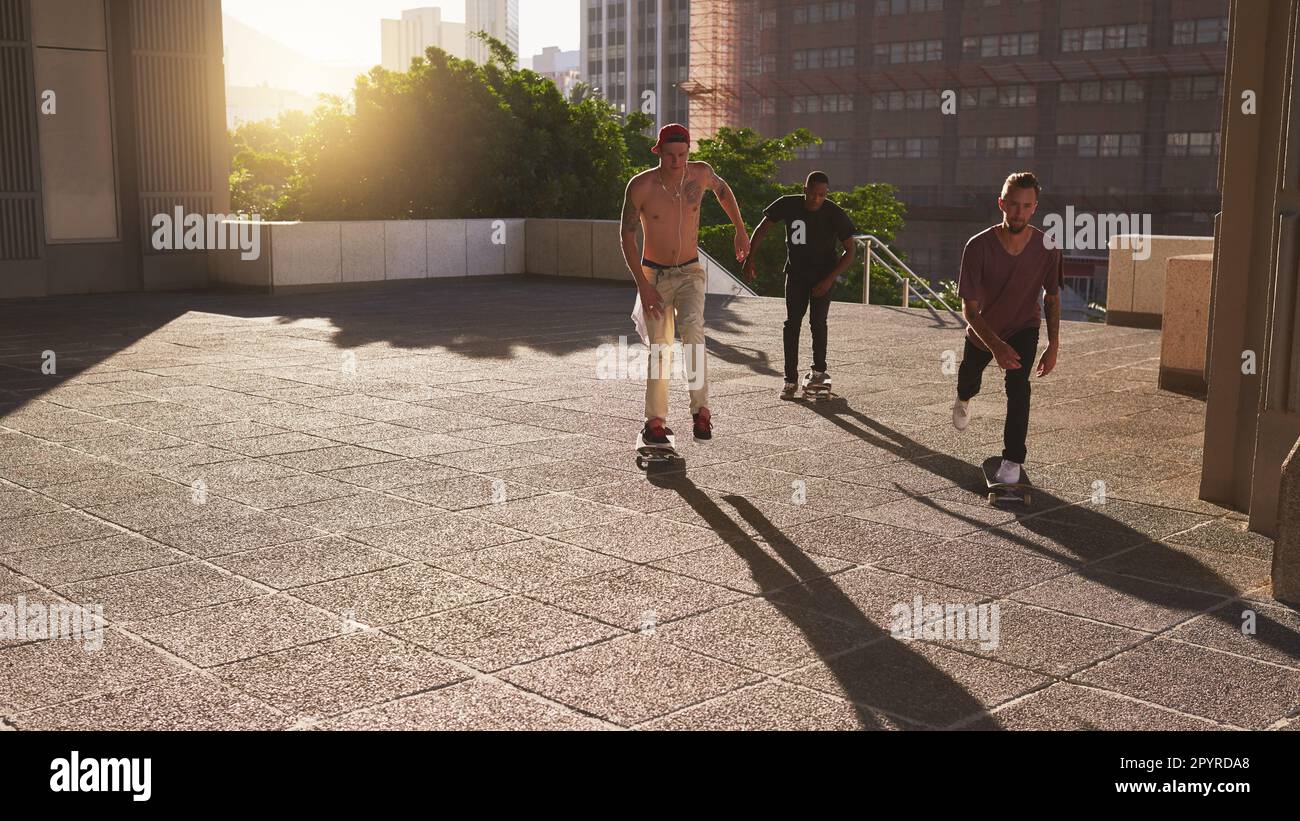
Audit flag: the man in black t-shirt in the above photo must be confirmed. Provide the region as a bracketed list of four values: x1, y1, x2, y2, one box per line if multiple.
[744, 172, 857, 397]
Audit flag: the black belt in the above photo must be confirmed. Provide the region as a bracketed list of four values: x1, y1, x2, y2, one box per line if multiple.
[642, 257, 700, 271]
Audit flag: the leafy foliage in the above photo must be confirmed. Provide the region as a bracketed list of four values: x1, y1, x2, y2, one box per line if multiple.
[227, 39, 912, 305]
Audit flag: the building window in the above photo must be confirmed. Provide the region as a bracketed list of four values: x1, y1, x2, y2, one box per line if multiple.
[960, 135, 1035, 158]
[1170, 75, 1223, 101]
[1173, 18, 1229, 45]
[875, 0, 944, 13]
[875, 39, 942, 64]
[1062, 24, 1147, 52]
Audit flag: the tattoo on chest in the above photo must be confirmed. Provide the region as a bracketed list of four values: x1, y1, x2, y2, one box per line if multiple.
[684, 180, 703, 204]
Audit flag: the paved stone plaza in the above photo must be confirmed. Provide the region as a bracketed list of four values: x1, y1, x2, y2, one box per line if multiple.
[1, 277, 1297, 730]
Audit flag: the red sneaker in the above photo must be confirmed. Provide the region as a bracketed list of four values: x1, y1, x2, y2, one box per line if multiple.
[693, 409, 713, 441]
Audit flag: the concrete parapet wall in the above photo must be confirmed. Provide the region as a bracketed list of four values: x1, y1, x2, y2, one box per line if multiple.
[1107, 234, 1215, 328]
[1158, 253, 1214, 397]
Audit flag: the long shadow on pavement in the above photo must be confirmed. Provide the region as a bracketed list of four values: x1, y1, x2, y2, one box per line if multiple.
[800, 400, 1300, 665]
[648, 470, 995, 730]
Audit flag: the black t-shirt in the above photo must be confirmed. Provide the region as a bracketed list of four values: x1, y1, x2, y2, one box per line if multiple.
[763, 195, 856, 277]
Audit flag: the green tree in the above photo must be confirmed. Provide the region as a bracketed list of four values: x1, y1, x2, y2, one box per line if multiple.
[229, 109, 312, 219]
[281, 35, 644, 222]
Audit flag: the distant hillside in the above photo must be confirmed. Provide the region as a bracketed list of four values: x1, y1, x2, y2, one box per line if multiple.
[221, 14, 369, 100]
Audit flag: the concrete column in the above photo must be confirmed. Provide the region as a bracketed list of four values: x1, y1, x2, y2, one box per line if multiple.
[1275, 438, 1300, 605]
[1200, 0, 1294, 526]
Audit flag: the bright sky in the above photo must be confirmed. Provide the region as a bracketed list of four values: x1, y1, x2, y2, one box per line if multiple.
[220, 0, 580, 68]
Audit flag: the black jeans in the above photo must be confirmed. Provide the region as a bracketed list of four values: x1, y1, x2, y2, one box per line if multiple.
[957, 326, 1040, 464]
[784, 274, 831, 383]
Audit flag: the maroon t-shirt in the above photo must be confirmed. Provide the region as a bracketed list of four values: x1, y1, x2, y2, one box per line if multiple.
[958, 226, 1063, 350]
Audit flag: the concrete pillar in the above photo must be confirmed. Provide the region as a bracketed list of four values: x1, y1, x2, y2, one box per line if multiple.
[1274, 438, 1300, 605]
[1201, 0, 1300, 535]
[1158, 254, 1214, 397]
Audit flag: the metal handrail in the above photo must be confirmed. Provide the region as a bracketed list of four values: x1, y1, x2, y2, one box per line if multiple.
[854, 234, 964, 323]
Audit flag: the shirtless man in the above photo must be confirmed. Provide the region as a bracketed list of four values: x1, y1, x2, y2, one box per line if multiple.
[621, 124, 750, 443]
[951, 172, 1062, 486]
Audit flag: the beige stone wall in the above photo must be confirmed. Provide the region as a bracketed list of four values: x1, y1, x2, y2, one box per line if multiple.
[1107, 235, 1215, 325]
[1158, 253, 1214, 396]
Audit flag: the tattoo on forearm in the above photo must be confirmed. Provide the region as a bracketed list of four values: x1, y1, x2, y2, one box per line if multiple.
[1046, 297, 1061, 340]
[621, 198, 639, 234]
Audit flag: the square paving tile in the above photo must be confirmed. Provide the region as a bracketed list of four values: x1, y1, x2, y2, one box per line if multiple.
[921, 601, 1148, 677]
[875, 539, 1075, 597]
[58, 562, 266, 623]
[85, 494, 258, 532]
[129, 595, 344, 668]
[1039, 499, 1213, 541]
[774, 515, 939, 565]
[784, 638, 1050, 728]
[209, 537, 404, 590]
[1090, 542, 1272, 596]
[529, 565, 748, 630]
[0, 489, 67, 520]
[5, 535, 188, 586]
[567, 477, 690, 513]
[1167, 599, 1300, 670]
[650, 539, 853, 596]
[294, 563, 504, 627]
[391, 476, 543, 511]
[495, 460, 632, 492]
[641, 681, 913, 731]
[266, 445, 400, 473]
[768, 565, 996, 631]
[1010, 570, 1228, 632]
[0, 511, 122, 554]
[319, 459, 466, 491]
[1073, 638, 1300, 729]
[319, 678, 605, 731]
[466, 494, 627, 536]
[217, 475, 360, 509]
[430, 538, 632, 593]
[658, 597, 877, 675]
[272, 492, 434, 533]
[1165, 517, 1276, 560]
[144, 514, 322, 559]
[0, 631, 185, 715]
[849, 497, 1017, 539]
[350, 513, 526, 560]
[961, 516, 1148, 564]
[386, 595, 621, 672]
[7, 673, 287, 731]
[965, 683, 1221, 730]
[499, 635, 764, 726]
[549, 515, 726, 563]
[424, 446, 559, 473]
[213, 631, 467, 720]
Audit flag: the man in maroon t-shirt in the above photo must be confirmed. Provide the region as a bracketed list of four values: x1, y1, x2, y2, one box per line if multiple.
[951, 172, 1062, 485]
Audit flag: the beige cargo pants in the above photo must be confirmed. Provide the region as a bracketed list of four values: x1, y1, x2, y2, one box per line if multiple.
[643, 262, 709, 422]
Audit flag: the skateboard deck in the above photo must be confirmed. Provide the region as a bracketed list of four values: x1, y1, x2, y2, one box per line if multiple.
[800, 372, 834, 401]
[636, 433, 679, 470]
[982, 457, 1032, 506]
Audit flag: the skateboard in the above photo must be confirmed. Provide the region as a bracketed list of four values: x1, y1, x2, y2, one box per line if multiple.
[800, 372, 834, 401]
[636, 432, 680, 470]
[982, 457, 1032, 506]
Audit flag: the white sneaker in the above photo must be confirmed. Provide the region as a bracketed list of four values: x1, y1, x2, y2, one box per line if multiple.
[995, 459, 1022, 485]
[952, 400, 971, 431]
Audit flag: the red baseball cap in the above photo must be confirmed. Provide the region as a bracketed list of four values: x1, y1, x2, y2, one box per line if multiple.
[652, 124, 691, 154]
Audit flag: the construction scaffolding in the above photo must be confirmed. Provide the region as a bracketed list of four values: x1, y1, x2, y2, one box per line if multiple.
[683, 0, 749, 143]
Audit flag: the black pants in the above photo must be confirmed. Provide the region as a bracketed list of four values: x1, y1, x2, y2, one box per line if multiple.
[784, 274, 831, 383]
[957, 326, 1040, 464]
